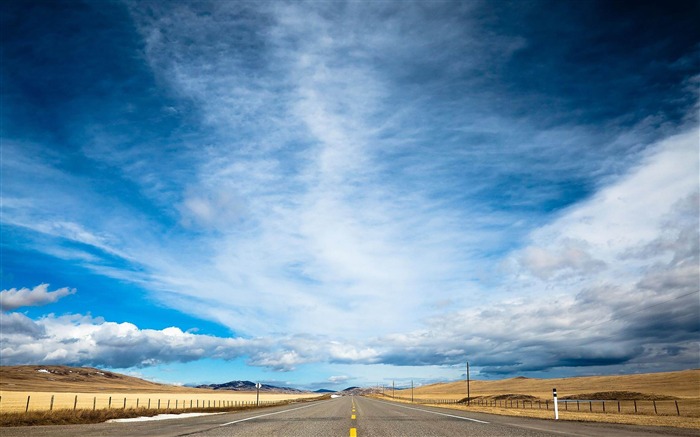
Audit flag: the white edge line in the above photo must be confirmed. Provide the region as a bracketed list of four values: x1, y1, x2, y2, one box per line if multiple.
[373, 399, 489, 424]
[218, 401, 326, 427]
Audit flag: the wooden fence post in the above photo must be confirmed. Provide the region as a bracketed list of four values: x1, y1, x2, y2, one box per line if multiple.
[74, 395, 78, 410]
[653, 401, 657, 414]
[50, 395, 54, 411]
[137, 398, 139, 408]
[167, 400, 170, 409]
[148, 399, 151, 409]
[25, 395, 30, 413]
[123, 398, 127, 409]
[93, 396, 96, 411]
[634, 400, 637, 413]
[108, 396, 112, 409]
[675, 400, 680, 416]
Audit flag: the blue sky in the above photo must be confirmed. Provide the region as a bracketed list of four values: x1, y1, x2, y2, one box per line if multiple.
[1, 0, 698, 391]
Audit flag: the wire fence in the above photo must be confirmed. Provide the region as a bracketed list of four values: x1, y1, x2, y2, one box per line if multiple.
[383, 395, 697, 417]
[0, 393, 303, 413]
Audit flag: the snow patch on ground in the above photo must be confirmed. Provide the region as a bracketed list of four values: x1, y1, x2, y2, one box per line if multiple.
[37, 369, 50, 373]
[107, 412, 224, 423]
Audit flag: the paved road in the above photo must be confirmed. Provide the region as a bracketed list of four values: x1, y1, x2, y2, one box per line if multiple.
[2, 396, 698, 436]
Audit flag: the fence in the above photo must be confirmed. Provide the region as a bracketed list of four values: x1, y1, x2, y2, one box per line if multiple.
[383, 395, 697, 417]
[0, 392, 305, 414]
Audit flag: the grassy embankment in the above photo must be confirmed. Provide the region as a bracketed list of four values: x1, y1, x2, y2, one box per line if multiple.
[375, 369, 700, 429]
[0, 365, 324, 426]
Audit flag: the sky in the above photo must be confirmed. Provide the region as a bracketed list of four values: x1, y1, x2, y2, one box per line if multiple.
[1, 0, 698, 391]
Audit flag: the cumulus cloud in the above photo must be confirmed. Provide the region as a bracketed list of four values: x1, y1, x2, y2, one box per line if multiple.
[328, 375, 352, 384]
[0, 310, 380, 371]
[1, 1, 697, 381]
[519, 240, 606, 280]
[0, 284, 76, 311]
[370, 129, 700, 375]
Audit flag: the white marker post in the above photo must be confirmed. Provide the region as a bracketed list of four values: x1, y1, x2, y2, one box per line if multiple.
[256, 382, 261, 406]
[553, 388, 559, 420]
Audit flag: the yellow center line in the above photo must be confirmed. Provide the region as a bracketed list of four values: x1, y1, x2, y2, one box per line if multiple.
[350, 428, 357, 437]
[351, 414, 356, 419]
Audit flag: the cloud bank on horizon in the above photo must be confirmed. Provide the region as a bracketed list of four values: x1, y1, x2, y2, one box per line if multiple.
[1, 0, 698, 386]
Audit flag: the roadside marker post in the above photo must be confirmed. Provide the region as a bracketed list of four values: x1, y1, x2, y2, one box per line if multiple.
[256, 382, 261, 406]
[553, 388, 559, 420]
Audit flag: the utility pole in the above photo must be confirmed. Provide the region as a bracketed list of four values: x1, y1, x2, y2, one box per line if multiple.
[411, 380, 414, 403]
[392, 380, 395, 398]
[466, 361, 470, 406]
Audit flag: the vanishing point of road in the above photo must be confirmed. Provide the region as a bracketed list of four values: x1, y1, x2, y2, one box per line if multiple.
[3, 396, 697, 437]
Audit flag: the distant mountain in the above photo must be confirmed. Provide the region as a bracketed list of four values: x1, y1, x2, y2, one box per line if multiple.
[341, 386, 382, 396]
[314, 389, 336, 393]
[196, 380, 307, 394]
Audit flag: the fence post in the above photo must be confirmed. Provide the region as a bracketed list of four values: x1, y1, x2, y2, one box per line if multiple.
[50, 395, 54, 411]
[137, 398, 139, 408]
[158, 399, 161, 409]
[618, 401, 620, 413]
[167, 400, 170, 409]
[634, 400, 637, 413]
[74, 395, 78, 410]
[148, 399, 151, 409]
[602, 401, 605, 413]
[653, 400, 657, 414]
[108, 396, 112, 409]
[93, 397, 96, 411]
[675, 400, 680, 416]
[25, 395, 30, 413]
[124, 398, 127, 409]
[589, 401, 592, 412]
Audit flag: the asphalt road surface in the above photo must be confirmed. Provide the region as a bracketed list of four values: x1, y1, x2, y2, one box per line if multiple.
[3, 396, 698, 437]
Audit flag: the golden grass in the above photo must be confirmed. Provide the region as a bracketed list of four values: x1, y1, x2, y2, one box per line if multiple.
[404, 369, 700, 400]
[0, 365, 219, 393]
[376, 396, 700, 430]
[0, 390, 319, 413]
[0, 395, 331, 427]
[376, 369, 700, 429]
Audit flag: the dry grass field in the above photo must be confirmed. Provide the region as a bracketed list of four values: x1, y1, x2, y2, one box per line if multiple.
[379, 369, 700, 429]
[0, 366, 318, 413]
[0, 390, 319, 413]
[402, 369, 700, 400]
[0, 365, 218, 393]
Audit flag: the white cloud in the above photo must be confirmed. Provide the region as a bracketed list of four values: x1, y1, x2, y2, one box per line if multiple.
[373, 129, 699, 375]
[2, 1, 697, 380]
[0, 284, 76, 311]
[515, 130, 698, 279]
[0, 310, 381, 371]
[328, 375, 351, 384]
